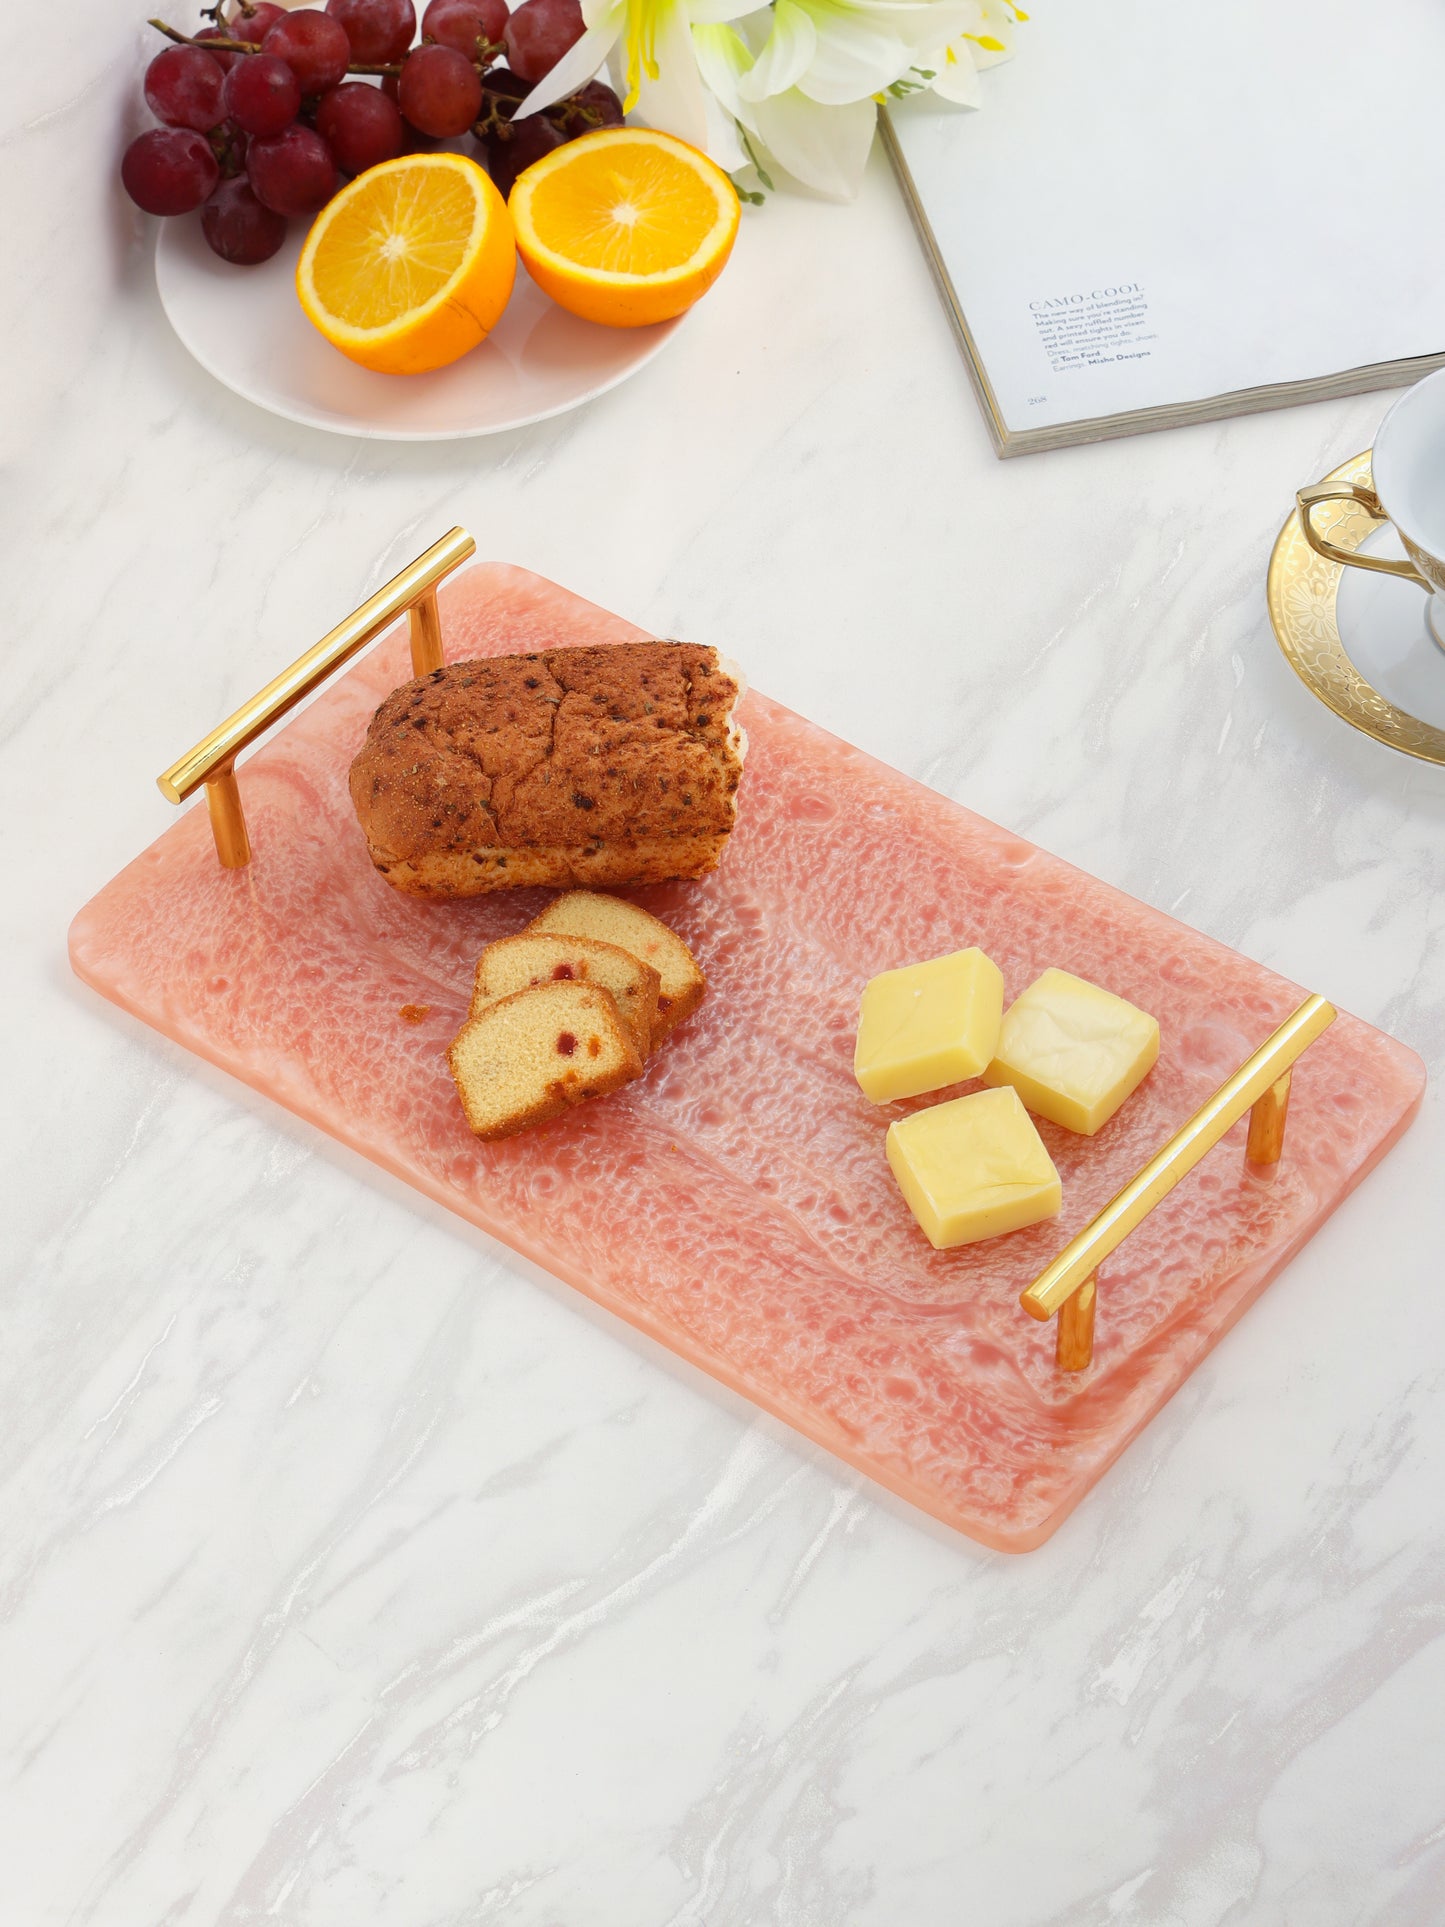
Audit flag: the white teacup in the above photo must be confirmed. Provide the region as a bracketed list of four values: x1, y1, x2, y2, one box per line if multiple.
[1299, 365, 1445, 650]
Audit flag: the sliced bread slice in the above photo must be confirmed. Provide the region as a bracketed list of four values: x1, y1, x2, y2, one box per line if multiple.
[526, 891, 706, 1043]
[448, 980, 642, 1141]
[470, 931, 661, 1060]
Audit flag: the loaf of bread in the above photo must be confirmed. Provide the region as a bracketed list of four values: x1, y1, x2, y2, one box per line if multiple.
[349, 641, 746, 898]
[469, 931, 660, 1060]
[448, 979, 642, 1140]
[527, 890, 706, 1043]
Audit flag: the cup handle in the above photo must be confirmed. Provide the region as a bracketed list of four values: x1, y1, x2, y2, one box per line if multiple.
[1296, 480, 1431, 587]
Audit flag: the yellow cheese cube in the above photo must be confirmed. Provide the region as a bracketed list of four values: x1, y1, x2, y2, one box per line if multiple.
[983, 967, 1159, 1135]
[885, 1086, 1062, 1249]
[854, 948, 1004, 1103]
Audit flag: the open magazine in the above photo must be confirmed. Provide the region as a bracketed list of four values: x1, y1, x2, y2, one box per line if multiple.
[882, 0, 1445, 455]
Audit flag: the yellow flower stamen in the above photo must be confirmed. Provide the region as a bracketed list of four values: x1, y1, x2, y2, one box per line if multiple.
[621, 0, 662, 113]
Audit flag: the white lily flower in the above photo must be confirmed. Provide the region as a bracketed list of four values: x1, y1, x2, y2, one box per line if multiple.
[699, 0, 973, 199]
[694, 17, 871, 199]
[516, 0, 1023, 200]
[918, 0, 1022, 107]
[513, 0, 753, 166]
[744, 0, 977, 107]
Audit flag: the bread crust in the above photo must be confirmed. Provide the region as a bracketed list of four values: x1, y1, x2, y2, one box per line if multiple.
[350, 641, 744, 898]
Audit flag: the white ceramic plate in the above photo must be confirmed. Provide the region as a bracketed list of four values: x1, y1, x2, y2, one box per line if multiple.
[155, 214, 684, 440]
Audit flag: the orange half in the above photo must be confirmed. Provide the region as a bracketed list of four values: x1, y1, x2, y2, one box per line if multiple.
[509, 127, 740, 329]
[297, 153, 516, 375]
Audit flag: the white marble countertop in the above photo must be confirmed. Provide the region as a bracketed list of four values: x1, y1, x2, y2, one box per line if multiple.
[5, 11, 1444, 1921]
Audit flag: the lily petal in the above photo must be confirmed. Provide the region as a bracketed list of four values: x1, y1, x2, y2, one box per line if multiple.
[689, 0, 760, 23]
[514, 16, 619, 117]
[629, 3, 714, 149]
[702, 84, 749, 169]
[692, 20, 758, 128]
[793, 13, 915, 106]
[969, 0, 1017, 67]
[737, 0, 818, 102]
[752, 87, 875, 197]
[924, 38, 982, 104]
[799, 0, 976, 44]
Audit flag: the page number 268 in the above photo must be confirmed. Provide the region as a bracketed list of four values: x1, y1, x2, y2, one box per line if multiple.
[1028, 394, 1047, 405]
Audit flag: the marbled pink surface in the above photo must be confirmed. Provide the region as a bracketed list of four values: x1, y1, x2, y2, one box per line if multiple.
[69, 565, 1425, 1550]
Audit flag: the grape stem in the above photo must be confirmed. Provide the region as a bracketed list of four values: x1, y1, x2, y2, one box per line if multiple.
[148, 19, 509, 80]
[147, 18, 404, 75]
[477, 99, 612, 141]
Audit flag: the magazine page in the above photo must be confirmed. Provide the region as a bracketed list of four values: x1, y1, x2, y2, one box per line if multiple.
[887, 0, 1445, 443]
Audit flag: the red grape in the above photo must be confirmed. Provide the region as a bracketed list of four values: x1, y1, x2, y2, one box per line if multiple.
[556, 77, 622, 134]
[261, 11, 352, 95]
[381, 65, 440, 147]
[315, 82, 404, 171]
[481, 67, 527, 103]
[247, 122, 339, 213]
[195, 26, 243, 72]
[384, 62, 443, 148]
[422, 0, 507, 57]
[326, 0, 417, 63]
[503, 0, 584, 84]
[144, 47, 227, 132]
[399, 119, 444, 152]
[483, 108, 560, 196]
[121, 127, 220, 214]
[223, 53, 302, 137]
[226, 2, 287, 43]
[201, 177, 289, 261]
[397, 44, 482, 136]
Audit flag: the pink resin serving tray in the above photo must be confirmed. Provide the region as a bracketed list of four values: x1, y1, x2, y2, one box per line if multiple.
[69, 564, 1425, 1551]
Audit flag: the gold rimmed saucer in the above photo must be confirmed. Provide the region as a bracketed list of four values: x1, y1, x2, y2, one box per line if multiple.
[1267, 448, 1445, 765]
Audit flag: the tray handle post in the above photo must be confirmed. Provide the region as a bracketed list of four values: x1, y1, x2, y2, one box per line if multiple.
[409, 587, 445, 677]
[157, 527, 476, 871]
[1055, 1271, 1096, 1372]
[1246, 1070, 1292, 1165]
[205, 766, 251, 870]
[1022, 994, 1336, 1373]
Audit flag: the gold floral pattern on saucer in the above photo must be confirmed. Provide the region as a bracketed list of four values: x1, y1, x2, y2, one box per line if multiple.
[1267, 448, 1445, 765]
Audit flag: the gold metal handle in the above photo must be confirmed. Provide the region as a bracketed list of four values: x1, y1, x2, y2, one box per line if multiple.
[1021, 993, 1337, 1371]
[1296, 480, 1429, 587]
[158, 526, 476, 869]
